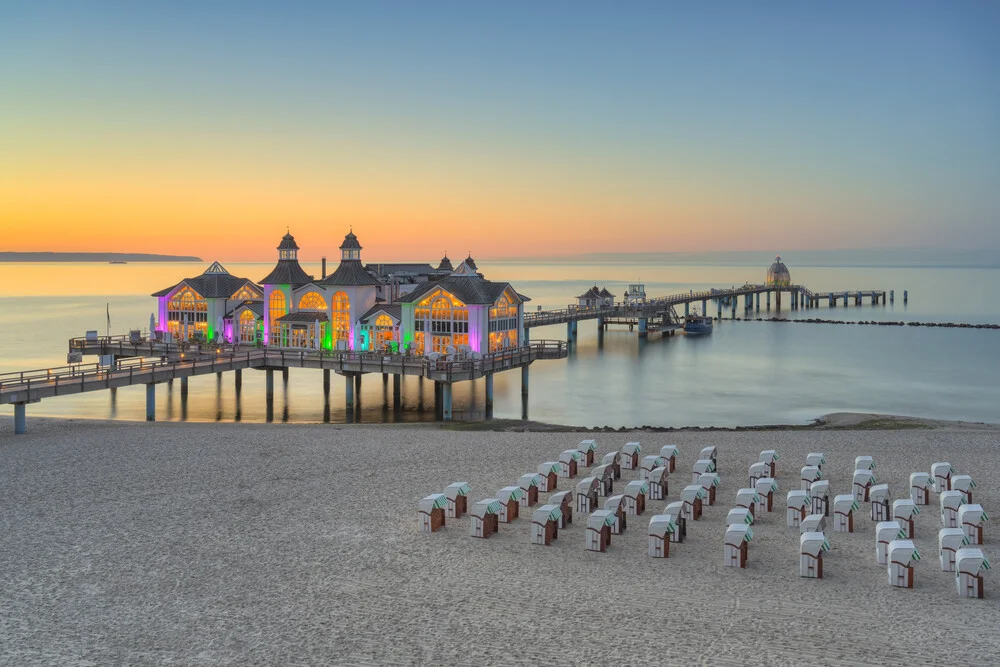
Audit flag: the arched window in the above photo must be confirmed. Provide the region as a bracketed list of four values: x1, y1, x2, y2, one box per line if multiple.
[331, 291, 350, 347]
[269, 290, 286, 342]
[298, 291, 327, 311]
[232, 285, 261, 300]
[488, 291, 519, 352]
[239, 310, 257, 343]
[166, 286, 207, 339]
[416, 289, 468, 354]
[374, 314, 395, 350]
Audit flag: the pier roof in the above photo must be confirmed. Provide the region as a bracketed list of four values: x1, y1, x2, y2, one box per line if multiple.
[275, 311, 330, 323]
[320, 260, 382, 287]
[399, 274, 522, 305]
[438, 253, 453, 271]
[364, 263, 440, 277]
[259, 260, 313, 287]
[359, 304, 402, 324]
[152, 265, 260, 298]
[224, 301, 264, 318]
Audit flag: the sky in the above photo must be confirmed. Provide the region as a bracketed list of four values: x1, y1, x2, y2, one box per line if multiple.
[1, 1, 998, 261]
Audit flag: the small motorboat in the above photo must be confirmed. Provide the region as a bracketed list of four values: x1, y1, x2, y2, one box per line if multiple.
[684, 312, 714, 335]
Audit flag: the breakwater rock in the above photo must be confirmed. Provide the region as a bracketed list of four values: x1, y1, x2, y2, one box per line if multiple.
[742, 317, 1000, 329]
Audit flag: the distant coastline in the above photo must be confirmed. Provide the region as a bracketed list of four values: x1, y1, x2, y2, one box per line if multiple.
[0, 252, 202, 262]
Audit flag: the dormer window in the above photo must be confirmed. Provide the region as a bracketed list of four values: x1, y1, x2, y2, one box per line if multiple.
[280, 248, 297, 261]
[342, 247, 360, 261]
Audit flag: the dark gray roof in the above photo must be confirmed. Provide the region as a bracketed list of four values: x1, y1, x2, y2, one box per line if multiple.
[225, 301, 264, 319]
[599, 288, 614, 298]
[578, 286, 601, 299]
[276, 311, 330, 323]
[359, 304, 402, 324]
[277, 232, 299, 251]
[438, 254, 453, 271]
[259, 260, 314, 286]
[152, 271, 261, 299]
[364, 263, 438, 277]
[464, 255, 478, 270]
[320, 260, 381, 286]
[340, 231, 362, 250]
[398, 275, 522, 306]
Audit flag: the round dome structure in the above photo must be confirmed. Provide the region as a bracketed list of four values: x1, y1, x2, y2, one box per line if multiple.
[766, 255, 791, 287]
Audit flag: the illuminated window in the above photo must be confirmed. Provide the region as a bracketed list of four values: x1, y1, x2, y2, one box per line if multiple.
[232, 285, 261, 300]
[166, 286, 208, 340]
[298, 291, 327, 311]
[414, 289, 468, 354]
[374, 314, 395, 350]
[269, 290, 287, 342]
[238, 310, 257, 343]
[488, 291, 519, 351]
[332, 291, 350, 346]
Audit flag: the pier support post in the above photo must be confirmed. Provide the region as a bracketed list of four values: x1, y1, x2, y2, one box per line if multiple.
[145, 383, 155, 422]
[235, 369, 242, 393]
[730, 300, 736, 318]
[235, 369, 243, 422]
[392, 373, 401, 413]
[702, 299, 707, 316]
[282, 367, 290, 384]
[442, 383, 453, 421]
[717, 301, 722, 320]
[354, 373, 362, 408]
[345, 374, 355, 411]
[638, 317, 648, 336]
[684, 303, 690, 317]
[323, 369, 331, 422]
[14, 402, 26, 435]
[521, 365, 529, 420]
[485, 373, 494, 419]
[596, 316, 604, 329]
[903, 290, 908, 304]
[566, 321, 573, 342]
[766, 291, 771, 311]
[775, 291, 782, 311]
[265, 369, 274, 422]
[523, 326, 530, 345]
[382, 372, 389, 387]
[755, 293, 760, 312]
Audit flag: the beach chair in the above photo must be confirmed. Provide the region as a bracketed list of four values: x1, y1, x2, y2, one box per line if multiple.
[755, 478, 777, 513]
[640, 455, 665, 482]
[735, 488, 760, 517]
[727, 507, 754, 526]
[892, 499, 919, 538]
[444, 482, 471, 518]
[876, 521, 906, 565]
[648, 466, 669, 501]
[530, 504, 562, 546]
[681, 485, 708, 521]
[548, 490, 573, 527]
[586, 510, 614, 552]
[805, 452, 826, 470]
[623, 480, 649, 516]
[887, 540, 920, 588]
[955, 548, 990, 599]
[621, 442, 642, 471]
[698, 472, 721, 506]
[601, 451, 622, 480]
[938, 527, 969, 572]
[725, 524, 753, 568]
[593, 464, 615, 497]
[664, 501, 687, 543]
[786, 490, 810, 528]
[869, 484, 891, 522]
[517, 474, 540, 508]
[958, 504, 988, 545]
[749, 462, 767, 487]
[810, 480, 831, 517]
[800, 513, 826, 534]
[659, 445, 680, 473]
[470, 499, 501, 538]
[800, 532, 830, 578]
[603, 495, 628, 534]
[576, 476, 600, 513]
[700, 446, 719, 472]
[692, 458, 716, 484]
[800, 465, 822, 491]
[759, 449, 779, 478]
[497, 486, 523, 523]
[951, 474, 976, 503]
[909, 472, 933, 505]
[940, 490, 966, 528]
[418, 493, 447, 533]
[559, 449, 582, 479]
[932, 461, 955, 492]
[648, 515, 677, 558]
[833, 495, 858, 533]
[855, 455, 876, 471]
[577, 439, 598, 466]
[537, 462, 560, 492]
[852, 469, 877, 503]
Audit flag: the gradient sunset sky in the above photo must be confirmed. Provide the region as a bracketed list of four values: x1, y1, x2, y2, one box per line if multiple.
[2, 2, 998, 261]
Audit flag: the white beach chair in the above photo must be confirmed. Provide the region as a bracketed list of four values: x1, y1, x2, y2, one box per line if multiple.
[958, 504, 988, 545]
[749, 462, 768, 487]
[725, 524, 753, 568]
[586, 510, 614, 552]
[470, 499, 501, 538]
[892, 499, 920, 538]
[418, 493, 447, 533]
[576, 476, 600, 513]
[681, 484, 708, 521]
[855, 455, 876, 471]
[786, 490, 810, 527]
[496, 486, 523, 523]
[698, 472, 721, 506]
[805, 452, 826, 470]
[931, 461, 955, 492]
[659, 445, 680, 473]
[530, 504, 562, 546]
[800, 465, 822, 491]
[576, 439, 598, 467]
[516, 474, 540, 508]
[800, 513, 826, 534]
[833, 494, 858, 533]
[852, 469, 877, 503]
[955, 548, 990, 599]
[951, 474, 976, 503]
[548, 491, 573, 528]
[735, 488, 760, 517]
[887, 540, 920, 588]
[640, 455, 665, 482]
[559, 449, 582, 479]
[909, 472, 933, 505]
[623, 480, 649, 516]
[648, 515, 677, 558]
[602, 451, 622, 480]
[810, 480, 831, 517]
[755, 478, 777, 514]
[940, 490, 966, 528]
[869, 484, 891, 522]
[692, 458, 716, 483]
[664, 501, 687, 543]
[621, 442, 642, 471]
[700, 446, 719, 472]
[648, 466, 669, 501]
[759, 450, 779, 478]
[938, 527, 969, 572]
[603, 494, 627, 534]
[444, 482, 471, 518]
[800, 531, 830, 578]
[537, 462, 560, 492]
[876, 521, 905, 565]
[592, 463, 615, 497]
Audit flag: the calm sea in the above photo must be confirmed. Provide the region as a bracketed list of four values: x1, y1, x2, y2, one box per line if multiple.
[1, 255, 998, 427]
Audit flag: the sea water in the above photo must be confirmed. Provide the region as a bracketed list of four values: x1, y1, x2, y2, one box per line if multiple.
[1, 255, 998, 427]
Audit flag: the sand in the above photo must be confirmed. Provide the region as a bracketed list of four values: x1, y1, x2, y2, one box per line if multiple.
[1, 417, 998, 666]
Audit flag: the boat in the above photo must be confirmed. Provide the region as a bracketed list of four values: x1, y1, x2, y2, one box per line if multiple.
[108, 260, 128, 264]
[684, 313, 713, 335]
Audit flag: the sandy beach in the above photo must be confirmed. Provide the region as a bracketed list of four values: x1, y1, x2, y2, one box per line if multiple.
[1, 416, 998, 666]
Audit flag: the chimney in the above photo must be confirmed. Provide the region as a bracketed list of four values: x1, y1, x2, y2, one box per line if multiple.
[321, 256, 327, 279]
